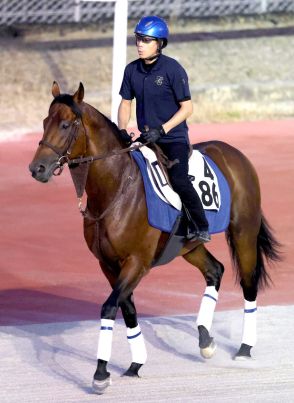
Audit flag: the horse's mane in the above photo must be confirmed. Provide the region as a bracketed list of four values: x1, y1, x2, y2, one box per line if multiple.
[51, 94, 130, 146]
[95, 108, 134, 146]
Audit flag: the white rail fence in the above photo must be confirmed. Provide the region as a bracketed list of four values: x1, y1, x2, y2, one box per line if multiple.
[1, 0, 294, 26]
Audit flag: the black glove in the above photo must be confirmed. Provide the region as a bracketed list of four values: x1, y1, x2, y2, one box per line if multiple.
[119, 129, 133, 145]
[141, 126, 165, 143]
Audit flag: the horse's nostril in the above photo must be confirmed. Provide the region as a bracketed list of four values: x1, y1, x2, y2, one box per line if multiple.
[29, 163, 46, 178]
[37, 164, 46, 173]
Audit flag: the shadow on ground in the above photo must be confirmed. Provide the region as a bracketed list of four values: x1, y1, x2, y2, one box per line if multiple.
[0, 289, 101, 326]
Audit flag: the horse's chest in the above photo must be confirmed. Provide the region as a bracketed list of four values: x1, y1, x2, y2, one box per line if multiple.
[83, 219, 117, 262]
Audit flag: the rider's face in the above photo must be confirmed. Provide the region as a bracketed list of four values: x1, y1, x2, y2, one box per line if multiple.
[135, 35, 158, 61]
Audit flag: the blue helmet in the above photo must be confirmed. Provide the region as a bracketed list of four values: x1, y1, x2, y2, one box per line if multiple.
[134, 16, 169, 48]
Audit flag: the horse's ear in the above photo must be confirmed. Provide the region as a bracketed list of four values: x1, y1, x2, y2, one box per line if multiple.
[73, 82, 84, 104]
[52, 81, 61, 98]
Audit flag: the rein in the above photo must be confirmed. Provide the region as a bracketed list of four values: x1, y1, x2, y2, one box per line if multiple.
[68, 141, 148, 167]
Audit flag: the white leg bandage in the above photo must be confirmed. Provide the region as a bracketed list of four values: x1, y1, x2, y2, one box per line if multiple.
[196, 286, 218, 331]
[241, 300, 257, 346]
[97, 319, 114, 362]
[127, 324, 147, 364]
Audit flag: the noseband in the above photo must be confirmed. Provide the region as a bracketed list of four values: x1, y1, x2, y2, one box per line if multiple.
[39, 118, 82, 176]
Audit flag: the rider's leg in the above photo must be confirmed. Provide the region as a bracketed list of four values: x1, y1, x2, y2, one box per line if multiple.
[159, 142, 210, 240]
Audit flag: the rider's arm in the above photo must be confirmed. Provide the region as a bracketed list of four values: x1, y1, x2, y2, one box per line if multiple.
[162, 99, 193, 134]
[118, 98, 132, 130]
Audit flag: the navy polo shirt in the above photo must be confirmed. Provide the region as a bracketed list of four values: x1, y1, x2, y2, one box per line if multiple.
[119, 54, 191, 144]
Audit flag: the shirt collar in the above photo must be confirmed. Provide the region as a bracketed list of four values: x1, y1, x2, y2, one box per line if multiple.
[139, 54, 163, 73]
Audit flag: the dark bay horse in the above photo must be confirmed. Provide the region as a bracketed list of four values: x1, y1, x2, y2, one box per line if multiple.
[29, 82, 281, 394]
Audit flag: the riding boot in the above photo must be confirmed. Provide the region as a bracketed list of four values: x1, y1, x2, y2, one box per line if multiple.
[183, 204, 211, 243]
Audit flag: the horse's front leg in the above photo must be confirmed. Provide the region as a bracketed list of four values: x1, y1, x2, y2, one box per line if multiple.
[92, 256, 147, 394]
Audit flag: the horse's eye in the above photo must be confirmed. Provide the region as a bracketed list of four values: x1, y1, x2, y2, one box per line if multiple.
[60, 121, 70, 130]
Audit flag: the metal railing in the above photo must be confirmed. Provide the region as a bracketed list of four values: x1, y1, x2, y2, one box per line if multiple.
[0, 0, 294, 26]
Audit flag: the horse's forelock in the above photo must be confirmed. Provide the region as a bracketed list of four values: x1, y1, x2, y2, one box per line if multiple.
[50, 94, 82, 118]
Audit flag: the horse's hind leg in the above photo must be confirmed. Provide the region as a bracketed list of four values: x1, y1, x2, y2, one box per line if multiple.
[227, 228, 259, 360]
[183, 244, 224, 358]
[120, 293, 147, 377]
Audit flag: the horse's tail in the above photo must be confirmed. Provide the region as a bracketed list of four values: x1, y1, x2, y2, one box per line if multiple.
[226, 213, 282, 290]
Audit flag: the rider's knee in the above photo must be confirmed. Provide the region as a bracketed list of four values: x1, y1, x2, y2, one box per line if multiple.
[170, 176, 188, 193]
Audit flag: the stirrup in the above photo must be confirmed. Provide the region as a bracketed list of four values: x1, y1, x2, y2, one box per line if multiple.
[187, 230, 211, 243]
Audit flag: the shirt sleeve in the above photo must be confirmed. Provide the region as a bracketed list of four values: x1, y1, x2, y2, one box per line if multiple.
[170, 63, 191, 102]
[119, 65, 135, 100]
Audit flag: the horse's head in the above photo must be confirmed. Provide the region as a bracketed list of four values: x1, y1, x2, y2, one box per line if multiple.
[29, 81, 87, 182]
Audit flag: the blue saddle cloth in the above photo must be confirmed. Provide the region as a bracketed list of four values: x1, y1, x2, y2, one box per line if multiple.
[132, 150, 230, 234]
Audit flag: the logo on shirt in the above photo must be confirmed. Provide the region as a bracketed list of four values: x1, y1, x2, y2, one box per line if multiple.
[155, 76, 164, 86]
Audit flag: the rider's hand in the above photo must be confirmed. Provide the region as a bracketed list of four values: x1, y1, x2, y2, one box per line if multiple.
[119, 129, 133, 145]
[141, 126, 165, 143]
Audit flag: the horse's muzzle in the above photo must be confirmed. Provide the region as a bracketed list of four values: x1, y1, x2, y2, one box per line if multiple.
[29, 161, 57, 182]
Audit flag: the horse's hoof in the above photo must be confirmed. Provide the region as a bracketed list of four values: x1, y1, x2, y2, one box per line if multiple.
[200, 339, 217, 359]
[122, 362, 143, 377]
[234, 343, 254, 361]
[92, 376, 112, 394]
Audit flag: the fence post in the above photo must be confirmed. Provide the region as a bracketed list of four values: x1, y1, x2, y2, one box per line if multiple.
[74, 0, 81, 23]
[260, 0, 268, 13]
[111, 0, 128, 123]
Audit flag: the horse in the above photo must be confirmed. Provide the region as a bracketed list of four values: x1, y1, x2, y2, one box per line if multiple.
[29, 82, 281, 394]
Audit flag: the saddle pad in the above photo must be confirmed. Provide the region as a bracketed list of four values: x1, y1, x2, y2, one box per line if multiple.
[139, 145, 221, 211]
[132, 150, 181, 232]
[132, 149, 231, 234]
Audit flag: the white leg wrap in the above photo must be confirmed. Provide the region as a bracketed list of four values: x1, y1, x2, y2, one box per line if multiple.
[97, 319, 114, 361]
[241, 300, 257, 346]
[127, 324, 147, 364]
[196, 286, 218, 331]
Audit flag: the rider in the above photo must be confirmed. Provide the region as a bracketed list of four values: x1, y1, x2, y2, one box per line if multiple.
[118, 16, 210, 242]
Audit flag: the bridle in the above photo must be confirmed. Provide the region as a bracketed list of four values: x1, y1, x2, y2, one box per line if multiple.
[38, 104, 148, 218]
[39, 118, 82, 176]
[39, 112, 147, 174]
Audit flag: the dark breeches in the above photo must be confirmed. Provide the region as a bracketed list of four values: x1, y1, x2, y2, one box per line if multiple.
[159, 142, 209, 231]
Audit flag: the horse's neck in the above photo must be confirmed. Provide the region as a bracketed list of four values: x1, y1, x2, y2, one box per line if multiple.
[83, 104, 131, 213]
[83, 103, 119, 151]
